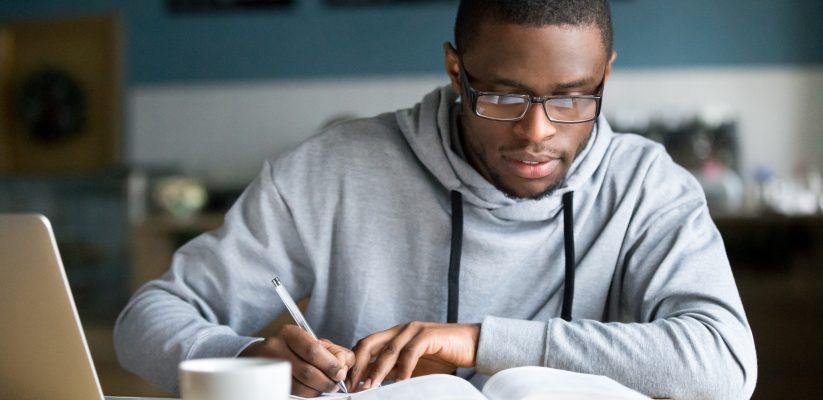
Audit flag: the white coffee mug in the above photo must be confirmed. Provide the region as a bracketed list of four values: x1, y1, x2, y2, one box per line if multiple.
[179, 357, 291, 400]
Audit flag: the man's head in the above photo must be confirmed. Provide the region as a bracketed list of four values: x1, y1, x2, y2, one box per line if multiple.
[445, 0, 616, 200]
[454, 0, 613, 59]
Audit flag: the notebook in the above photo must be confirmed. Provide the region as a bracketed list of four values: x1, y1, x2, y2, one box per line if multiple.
[0, 213, 169, 400]
[291, 366, 651, 400]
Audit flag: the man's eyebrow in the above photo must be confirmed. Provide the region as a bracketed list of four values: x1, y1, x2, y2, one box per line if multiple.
[486, 74, 594, 93]
[486, 75, 531, 91]
[554, 78, 593, 91]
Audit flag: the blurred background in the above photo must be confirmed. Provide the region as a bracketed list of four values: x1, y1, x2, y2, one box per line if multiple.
[1, 0, 821, 398]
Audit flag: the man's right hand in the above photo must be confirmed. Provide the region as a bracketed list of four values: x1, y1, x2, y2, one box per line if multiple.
[239, 324, 355, 397]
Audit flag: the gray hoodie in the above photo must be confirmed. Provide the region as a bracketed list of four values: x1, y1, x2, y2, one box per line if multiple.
[115, 86, 757, 399]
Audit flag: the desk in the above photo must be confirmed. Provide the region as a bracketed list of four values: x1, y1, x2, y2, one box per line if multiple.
[106, 397, 175, 399]
[714, 214, 823, 272]
[715, 214, 823, 399]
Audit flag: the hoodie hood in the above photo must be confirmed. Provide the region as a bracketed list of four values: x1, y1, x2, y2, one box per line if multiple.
[396, 85, 613, 222]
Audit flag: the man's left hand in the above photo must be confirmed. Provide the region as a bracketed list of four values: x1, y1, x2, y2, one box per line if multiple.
[347, 321, 481, 391]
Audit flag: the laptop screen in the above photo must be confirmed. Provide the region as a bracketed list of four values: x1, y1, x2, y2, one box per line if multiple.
[0, 214, 105, 400]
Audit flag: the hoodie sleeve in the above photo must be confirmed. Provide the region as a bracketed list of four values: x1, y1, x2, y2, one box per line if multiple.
[114, 159, 314, 393]
[476, 167, 757, 399]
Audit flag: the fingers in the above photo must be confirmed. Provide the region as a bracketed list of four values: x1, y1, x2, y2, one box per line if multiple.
[279, 325, 346, 393]
[349, 322, 481, 391]
[361, 322, 425, 388]
[320, 338, 355, 391]
[291, 378, 320, 398]
[392, 334, 430, 380]
[349, 325, 401, 391]
[323, 339, 356, 381]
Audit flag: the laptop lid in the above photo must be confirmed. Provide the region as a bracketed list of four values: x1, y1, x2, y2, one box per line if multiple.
[0, 213, 105, 400]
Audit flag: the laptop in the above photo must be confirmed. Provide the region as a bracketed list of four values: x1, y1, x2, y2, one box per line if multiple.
[0, 214, 171, 400]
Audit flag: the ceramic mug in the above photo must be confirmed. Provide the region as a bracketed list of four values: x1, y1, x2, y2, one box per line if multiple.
[179, 357, 291, 400]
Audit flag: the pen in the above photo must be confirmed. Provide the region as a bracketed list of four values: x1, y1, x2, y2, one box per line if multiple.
[271, 277, 348, 394]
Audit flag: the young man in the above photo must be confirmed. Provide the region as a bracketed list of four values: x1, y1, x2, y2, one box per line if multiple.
[115, 1, 757, 399]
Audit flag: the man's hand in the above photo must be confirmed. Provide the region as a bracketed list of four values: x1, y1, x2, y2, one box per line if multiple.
[239, 324, 355, 397]
[348, 322, 481, 391]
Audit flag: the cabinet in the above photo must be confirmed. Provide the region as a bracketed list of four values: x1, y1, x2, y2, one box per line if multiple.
[130, 213, 224, 291]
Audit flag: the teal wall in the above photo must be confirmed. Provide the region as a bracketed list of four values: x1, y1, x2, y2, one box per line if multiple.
[1, 0, 821, 84]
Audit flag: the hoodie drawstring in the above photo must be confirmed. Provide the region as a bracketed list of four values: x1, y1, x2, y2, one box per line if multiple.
[560, 191, 575, 321]
[447, 190, 464, 324]
[447, 190, 576, 323]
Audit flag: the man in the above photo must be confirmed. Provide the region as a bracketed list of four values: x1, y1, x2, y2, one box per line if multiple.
[115, 1, 757, 399]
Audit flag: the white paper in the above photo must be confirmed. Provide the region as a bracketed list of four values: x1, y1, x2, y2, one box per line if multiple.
[289, 374, 485, 400]
[481, 367, 651, 400]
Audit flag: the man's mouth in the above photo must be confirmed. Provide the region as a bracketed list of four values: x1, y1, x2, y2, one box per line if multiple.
[504, 156, 561, 179]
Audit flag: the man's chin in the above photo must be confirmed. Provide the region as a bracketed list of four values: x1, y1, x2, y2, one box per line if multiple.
[499, 179, 563, 200]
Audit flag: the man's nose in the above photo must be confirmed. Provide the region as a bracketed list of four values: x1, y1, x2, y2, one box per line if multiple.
[512, 103, 557, 142]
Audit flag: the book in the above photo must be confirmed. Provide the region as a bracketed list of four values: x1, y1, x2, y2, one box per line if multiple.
[290, 366, 652, 399]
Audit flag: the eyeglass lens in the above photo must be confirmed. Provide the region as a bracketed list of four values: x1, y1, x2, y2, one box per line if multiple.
[475, 95, 598, 122]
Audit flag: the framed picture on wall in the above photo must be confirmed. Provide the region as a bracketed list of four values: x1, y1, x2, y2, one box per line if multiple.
[0, 16, 122, 174]
[0, 29, 12, 172]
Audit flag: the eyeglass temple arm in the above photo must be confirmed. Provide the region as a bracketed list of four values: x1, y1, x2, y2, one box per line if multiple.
[457, 59, 477, 105]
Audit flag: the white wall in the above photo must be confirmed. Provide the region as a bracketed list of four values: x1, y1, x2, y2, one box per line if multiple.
[604, 66, 823, 182]
[128, 76, 443, 187]
[128, 66, 823, 188]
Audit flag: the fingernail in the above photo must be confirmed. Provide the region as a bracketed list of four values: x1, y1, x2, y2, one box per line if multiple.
[336, 368, 347, 381]
[363, 378, 372, 389]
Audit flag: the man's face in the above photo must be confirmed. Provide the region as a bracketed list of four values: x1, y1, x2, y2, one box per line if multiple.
[445, 22, 614, 199]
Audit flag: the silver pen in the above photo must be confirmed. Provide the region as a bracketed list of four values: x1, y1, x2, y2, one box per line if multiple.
[272, 277, 348, 394]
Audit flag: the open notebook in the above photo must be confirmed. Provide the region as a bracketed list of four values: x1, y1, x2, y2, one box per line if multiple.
[291, 366, 651, 400]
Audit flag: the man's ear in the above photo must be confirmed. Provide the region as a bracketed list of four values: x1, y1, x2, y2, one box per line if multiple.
[443, 42, 462, 97]
[604, 51, 617, 84]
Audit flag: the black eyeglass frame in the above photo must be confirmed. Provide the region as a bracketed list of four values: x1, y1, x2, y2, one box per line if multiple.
[459, 59, 606, 124]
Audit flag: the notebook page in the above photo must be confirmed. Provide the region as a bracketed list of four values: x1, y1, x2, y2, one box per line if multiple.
[482, 366, 651, 400]
[290, 374, 486, 400]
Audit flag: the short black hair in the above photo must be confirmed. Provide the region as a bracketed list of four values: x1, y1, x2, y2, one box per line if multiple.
[454, 0, 613, 58]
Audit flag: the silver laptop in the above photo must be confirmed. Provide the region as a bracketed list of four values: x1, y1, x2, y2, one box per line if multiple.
[0, 214, 171, 400]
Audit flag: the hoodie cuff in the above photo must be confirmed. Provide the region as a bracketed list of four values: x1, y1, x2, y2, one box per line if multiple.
[187, 332, 264, 360]
[475, 316, 548, 375]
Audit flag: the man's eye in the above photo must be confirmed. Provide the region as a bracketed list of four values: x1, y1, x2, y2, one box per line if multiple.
[551, 98, 575, 109]
[497, 96, 524, 105]
[480, 95, 524, 105]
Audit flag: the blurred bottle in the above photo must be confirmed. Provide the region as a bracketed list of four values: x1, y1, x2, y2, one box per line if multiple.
[753, 163, 822, 215]
[796, 162, 822, 215]
[752, 165, 776, 214]
[697, 159, 744, 215]
[127, 169, 148, 225]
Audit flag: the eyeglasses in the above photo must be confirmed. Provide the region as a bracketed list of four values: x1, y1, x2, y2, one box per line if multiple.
[459, 59, 605, 124]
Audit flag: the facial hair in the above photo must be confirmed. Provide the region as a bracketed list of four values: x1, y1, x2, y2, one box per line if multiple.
[460, 120, 593, 201]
